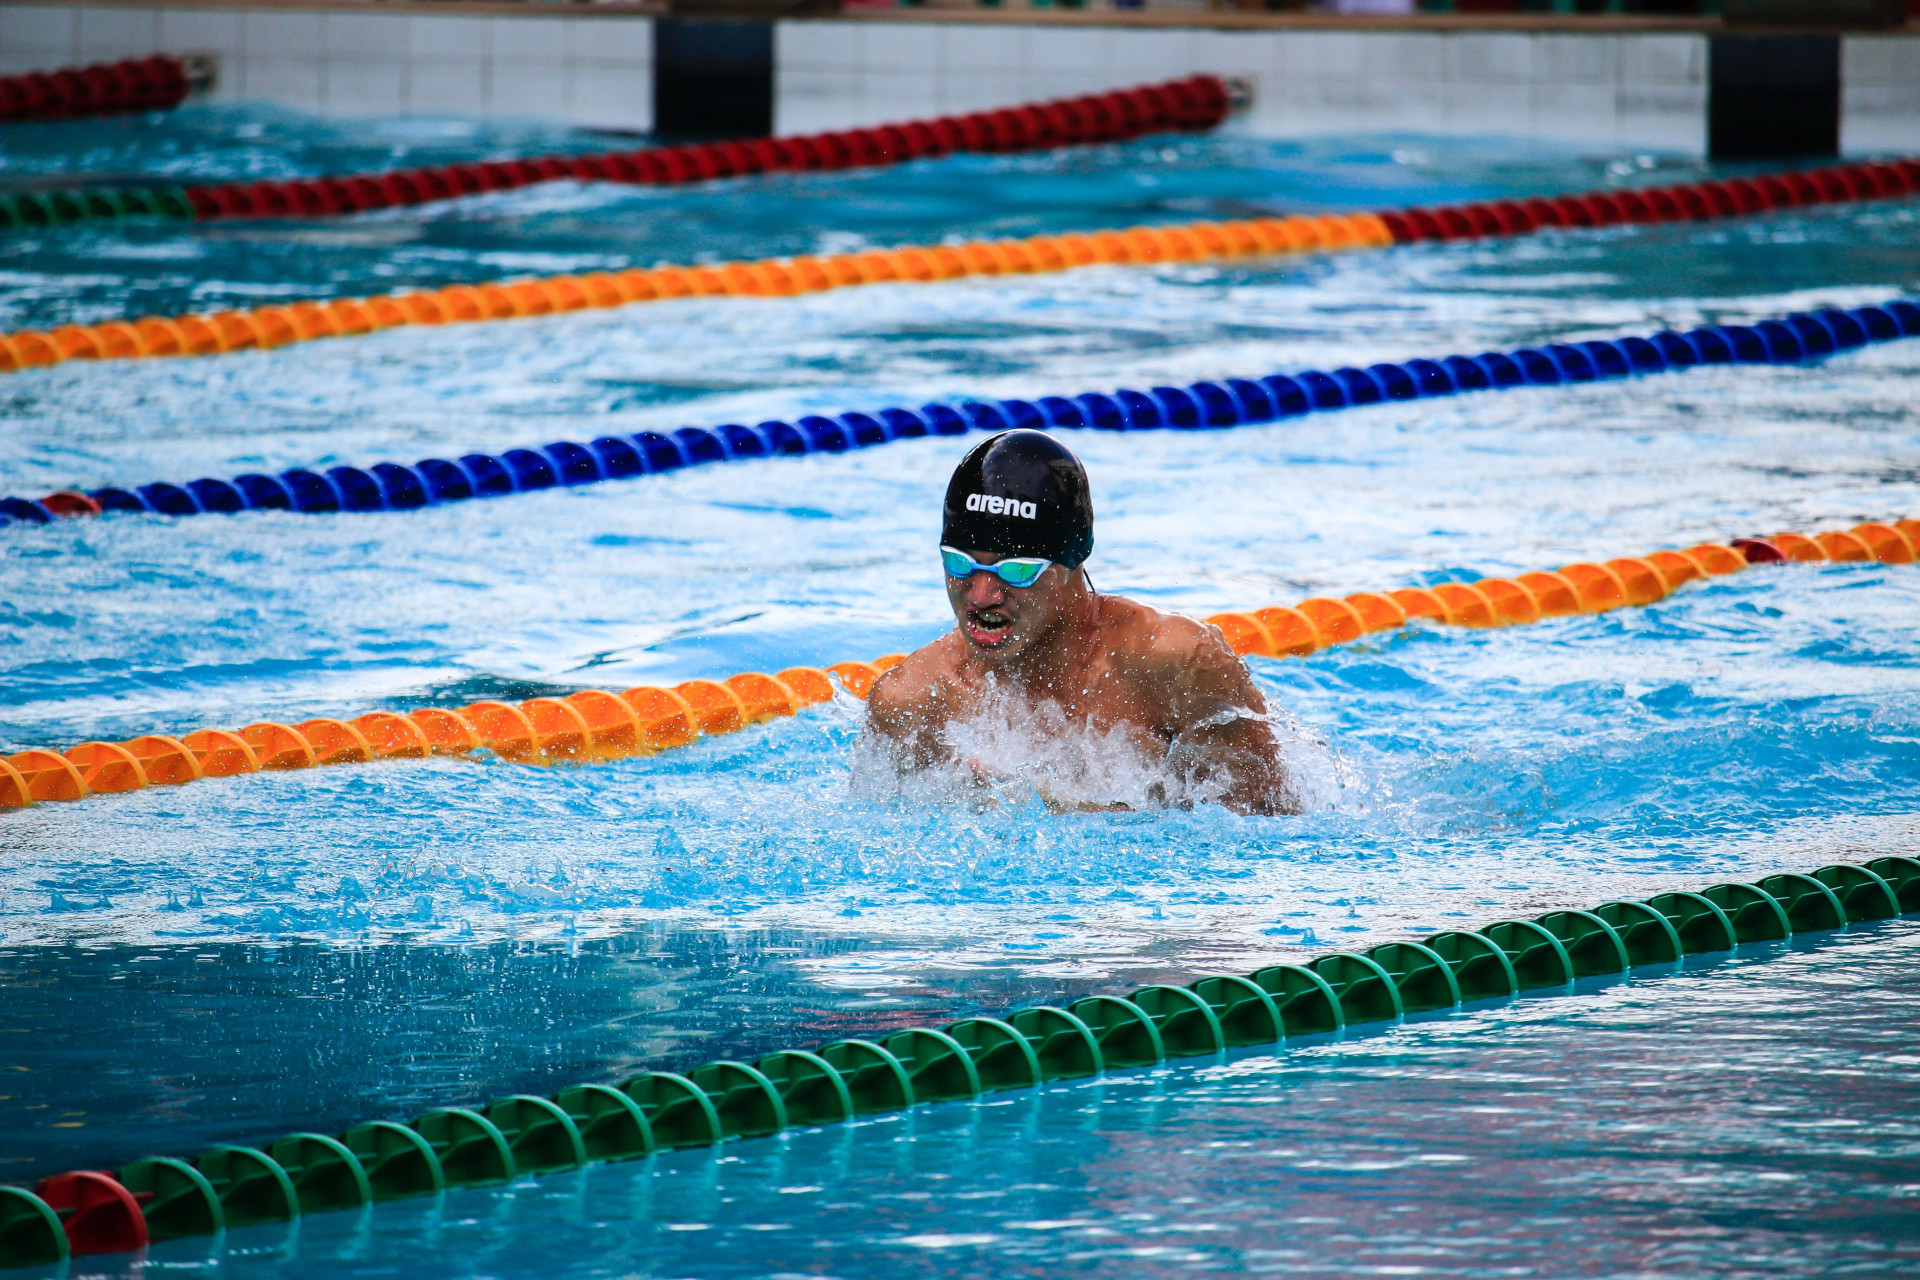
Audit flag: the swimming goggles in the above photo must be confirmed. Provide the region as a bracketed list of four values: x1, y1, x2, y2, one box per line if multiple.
[940, 546, 1052, 588]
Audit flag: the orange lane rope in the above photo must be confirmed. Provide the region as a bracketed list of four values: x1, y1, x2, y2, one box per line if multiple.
[2, 518, 1913, 810]
[0, 213, 1394, 375]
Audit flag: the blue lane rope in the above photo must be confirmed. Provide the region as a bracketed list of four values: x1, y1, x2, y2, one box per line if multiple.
[4, 300, 1916, 527]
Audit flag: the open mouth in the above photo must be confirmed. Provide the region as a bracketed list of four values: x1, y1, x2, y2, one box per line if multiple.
[965, 607, 1016, 647]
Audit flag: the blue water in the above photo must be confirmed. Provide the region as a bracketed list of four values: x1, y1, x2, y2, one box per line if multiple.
[1, 104, 1918, 1275]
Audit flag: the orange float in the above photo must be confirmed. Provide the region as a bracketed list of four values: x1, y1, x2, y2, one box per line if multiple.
[563, 690, 643, 759]
[181, 728, 262, 776]
[1250, 607, 1322, 656]
[621, 687, 698, 750]
[1343, 592, 1408, 632]
[827, 661, 883, 699]
[520, 698, 594, 761]
[1684, 543, 1747, 575]
[295, 719, 374, 765]
[405, 709, 480, 755]
[1641, 551, 1706, 588]
[1428, 583, 1498, 627]
[0, 758, 28, 807]
[1388, 587, 1448, 622]
[1295, 598, 1367, 645]
[1512, 572, 1580, 616]
[775, 667, 836, 707]
[120, 735, 203, 785]
[237, 722, 315, 770]
[1555, 563, 1629, 612]
[674, 680, 747, 735]
[1813, 530, 1873, 562]
[349, 712, 430, 759]
[456, 702, 540, 763]
[724, 674, 799, 724]
[1850, 522, 1915, 564]
[1205, 613, 1273, 658]
[1473, 578, 1542, 626]
[7, 750, 87, 801]
[1603, 558, 1669, 607]
[64, 742, 147, 793]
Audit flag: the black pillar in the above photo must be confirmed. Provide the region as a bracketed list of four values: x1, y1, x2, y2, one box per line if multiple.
[1708, 35, 1841, 160]
[652, 19, 774, 141]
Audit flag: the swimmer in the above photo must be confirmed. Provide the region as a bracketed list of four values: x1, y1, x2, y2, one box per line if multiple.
[866, 429, 1299, 815]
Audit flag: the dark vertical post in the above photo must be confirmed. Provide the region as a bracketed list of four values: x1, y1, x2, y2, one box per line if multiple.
[1707, 35, 1841, 160]
[653, 19, 774, 140]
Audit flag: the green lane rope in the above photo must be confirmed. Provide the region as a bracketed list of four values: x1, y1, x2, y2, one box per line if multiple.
[2, 855, 1914, 1265]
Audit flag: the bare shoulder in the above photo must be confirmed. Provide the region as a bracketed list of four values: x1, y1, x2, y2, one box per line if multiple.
[866, 632, 967, 734]
[1097, 594, 1261, 721]
[1098, 595, 1238, 672]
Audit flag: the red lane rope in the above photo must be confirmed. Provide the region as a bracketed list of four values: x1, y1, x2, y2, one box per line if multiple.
[178, 75, 1233, 221]
[1380, 158, 1920, 243]
[0, 55, 191, 122]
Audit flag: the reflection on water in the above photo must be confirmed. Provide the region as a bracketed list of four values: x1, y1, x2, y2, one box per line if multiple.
[42, 921, 1920, 1280]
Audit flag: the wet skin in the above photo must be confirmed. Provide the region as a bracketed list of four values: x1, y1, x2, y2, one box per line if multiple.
[866, 550, 1299, 815]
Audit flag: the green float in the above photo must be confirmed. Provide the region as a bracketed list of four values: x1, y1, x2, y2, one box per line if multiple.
[817, 1040, 916, 1114]
[1308, 953, 1404, 1023]
[753, 1051, 855, 1125]
[881, 1028, 983, 1102]
[1005, 1007, 1104, 1079]
[338, 1120, 445, 1200]
[1186, 975, 1283, 1047]
[1532, 910, 1631, 978]
[116, 1156, 223, 1239]
[1478, 920, 1575, 988]
[618, 1072, 724, 1147]
[484, 1096, 587, 1173]
[1417, 931, 1519, 1000]
[1065, 996, 1165, 1068]
[264, 1134, 372, 1213]
[1643, 891, 1737, 954]
[1362, 941, 1463, 1013]
[410, 1108, 516, 1186]
[1591, 901, 1685, 966]
[1247, 964, 1345, 1035]
[1127, 986, 1226, 1056]
[1756, 873, 1848, 932]
[191, 1146, 300, 1227]
[0, 1188, 65, 1267]
[686, 1062, 788, 1138]
[552, 1083, 655, 1160]
[1700, 882, 1792, 942]
[1812, 864, 1899, 923]
[942, 1017, 1045, 1089]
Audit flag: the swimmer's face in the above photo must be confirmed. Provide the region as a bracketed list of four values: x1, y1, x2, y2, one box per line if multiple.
[946, 549, 1074, 662]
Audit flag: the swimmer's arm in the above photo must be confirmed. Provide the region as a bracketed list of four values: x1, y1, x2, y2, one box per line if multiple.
[864, 661, 955, 773]
[1158, 624, 1300, 817]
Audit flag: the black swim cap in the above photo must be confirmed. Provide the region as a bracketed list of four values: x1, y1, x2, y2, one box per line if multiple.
[941, 430, 1094, 569]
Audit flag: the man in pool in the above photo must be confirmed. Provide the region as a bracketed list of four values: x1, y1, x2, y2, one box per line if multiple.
[866, 429, 1299, 815]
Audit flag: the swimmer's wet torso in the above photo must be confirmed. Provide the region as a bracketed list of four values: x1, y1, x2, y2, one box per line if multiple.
[866, 431, 1298, 815]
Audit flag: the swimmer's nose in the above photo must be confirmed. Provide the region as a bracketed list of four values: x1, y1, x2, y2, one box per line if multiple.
[964, 572, 1009, 607]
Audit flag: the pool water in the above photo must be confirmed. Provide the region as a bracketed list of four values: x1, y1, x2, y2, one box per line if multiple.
[1, 103, 1917, 1276]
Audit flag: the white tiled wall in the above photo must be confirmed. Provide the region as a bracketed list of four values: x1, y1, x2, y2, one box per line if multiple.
[0, 3, 654, 128]
[1, 5, 1914, 155]
[1842, 35, 1920, 153]
[776, 20, 1715, 153]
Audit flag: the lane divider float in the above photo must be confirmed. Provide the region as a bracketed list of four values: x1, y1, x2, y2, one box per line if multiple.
[3, 519, 1913, 811]
[0, 77, 1227, 233]
[2, 853, 1914, 1268]
[3, 150, 1914, 375]
[0, 55, 196, 125]
[6, 299, 1914, 526]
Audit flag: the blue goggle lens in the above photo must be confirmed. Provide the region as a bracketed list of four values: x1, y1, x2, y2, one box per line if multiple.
[941, 547, 1050, 588]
